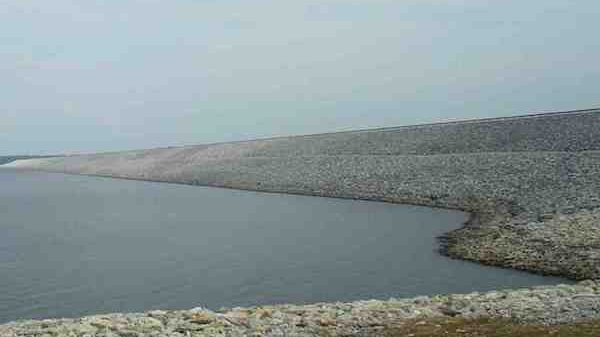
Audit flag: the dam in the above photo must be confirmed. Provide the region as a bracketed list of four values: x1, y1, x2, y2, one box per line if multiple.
[2, 110, 599, 336]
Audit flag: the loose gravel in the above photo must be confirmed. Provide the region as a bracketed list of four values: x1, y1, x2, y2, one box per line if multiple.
[1, 281, 599, 337]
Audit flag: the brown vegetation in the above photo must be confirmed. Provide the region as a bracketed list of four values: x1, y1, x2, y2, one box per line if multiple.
[380, 317, 600, 337]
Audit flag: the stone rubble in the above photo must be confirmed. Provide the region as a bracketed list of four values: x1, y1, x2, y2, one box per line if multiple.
[1, 281, 599, 336]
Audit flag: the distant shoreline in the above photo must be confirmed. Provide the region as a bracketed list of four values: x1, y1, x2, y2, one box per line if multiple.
[0, 155, 57, 166]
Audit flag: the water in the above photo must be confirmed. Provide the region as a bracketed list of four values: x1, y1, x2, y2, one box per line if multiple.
[0, 169, 564, 323]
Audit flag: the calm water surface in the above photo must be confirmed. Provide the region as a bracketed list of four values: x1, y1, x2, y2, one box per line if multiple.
[0, 169, 564, 323]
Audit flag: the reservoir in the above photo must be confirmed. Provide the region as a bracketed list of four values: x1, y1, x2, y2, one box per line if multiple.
[0, 169, 564, 323]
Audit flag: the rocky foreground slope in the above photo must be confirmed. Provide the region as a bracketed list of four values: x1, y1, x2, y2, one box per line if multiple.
[3, 109, 600, 334]
[1, 281, 599, 337]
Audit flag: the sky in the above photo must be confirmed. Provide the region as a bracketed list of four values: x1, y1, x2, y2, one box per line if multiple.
[1, 0, 599, 155]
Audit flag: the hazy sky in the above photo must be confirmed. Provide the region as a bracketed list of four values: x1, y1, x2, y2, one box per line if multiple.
[2, 0, 599, 155]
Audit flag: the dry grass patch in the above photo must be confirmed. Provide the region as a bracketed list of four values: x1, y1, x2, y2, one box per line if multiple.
[380, 317, 600, 337]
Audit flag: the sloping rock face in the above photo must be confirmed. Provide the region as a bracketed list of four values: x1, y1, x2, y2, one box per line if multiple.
[7, 110, 600, 278]
[444, 208, 600, 279]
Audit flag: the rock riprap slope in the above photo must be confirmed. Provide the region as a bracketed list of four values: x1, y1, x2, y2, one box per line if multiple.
[1, 281, 599, 336]
[6, 109, 600, 279]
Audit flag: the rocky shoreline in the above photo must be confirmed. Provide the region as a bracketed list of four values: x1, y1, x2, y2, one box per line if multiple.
[2, 281, 599, 336]
[2, 109, 600, 334]
[443, 208, 600, 280]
